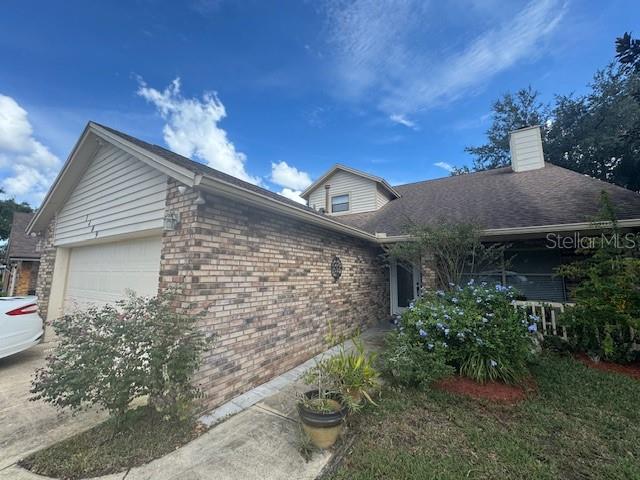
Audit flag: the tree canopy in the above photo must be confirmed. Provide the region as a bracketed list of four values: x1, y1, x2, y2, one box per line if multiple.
[463, 33, 640, 192]
[0, 188, 33, 242]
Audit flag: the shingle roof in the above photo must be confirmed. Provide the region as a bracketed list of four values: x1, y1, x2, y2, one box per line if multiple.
[332, 164, 640, 235]
[6, 212, 39, 260]
[94, 123, 640, 237]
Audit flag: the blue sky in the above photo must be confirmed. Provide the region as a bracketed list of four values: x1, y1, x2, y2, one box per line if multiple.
[0, 0, 637, 206]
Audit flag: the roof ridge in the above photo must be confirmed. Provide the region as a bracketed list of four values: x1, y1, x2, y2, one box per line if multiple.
[393, 166, 512, 188]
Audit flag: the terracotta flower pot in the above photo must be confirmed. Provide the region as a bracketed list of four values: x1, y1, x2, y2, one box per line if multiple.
[297, 390, 347, 449]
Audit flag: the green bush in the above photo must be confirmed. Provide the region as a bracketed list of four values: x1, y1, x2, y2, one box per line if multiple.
[560, 255, 640, 363]
[31, 293, 213, 422]
[386, 281, 535, 385]
[381, 332, 453, 389]
[557, 193, 640, 363]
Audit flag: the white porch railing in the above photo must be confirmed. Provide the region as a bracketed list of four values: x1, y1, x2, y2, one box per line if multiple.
[513, 300, 575, 340]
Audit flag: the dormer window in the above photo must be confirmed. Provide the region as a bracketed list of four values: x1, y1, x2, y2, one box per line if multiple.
[331, 194, 349, 213]
[301, 165, 400, 215]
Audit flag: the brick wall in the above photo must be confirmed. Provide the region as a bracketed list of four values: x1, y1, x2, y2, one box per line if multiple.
[160, 181, 389, 409]
[35, 218, 57, 322]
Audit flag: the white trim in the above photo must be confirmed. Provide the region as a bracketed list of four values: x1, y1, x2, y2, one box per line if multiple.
[27, 123, 199, 235]
[330, 192, 351, 214]
[197, 177, 378, 242]
[377, 218, 640, 244]
[90, 124, 199, 186]
[509, 125, 542, 134]
[301, 164, 400, 199]
[28, 122, 640, 247]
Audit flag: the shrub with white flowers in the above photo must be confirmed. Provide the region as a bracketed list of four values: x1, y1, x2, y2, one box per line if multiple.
[31, 293, 213, 423]
[385, 281, 536, 385]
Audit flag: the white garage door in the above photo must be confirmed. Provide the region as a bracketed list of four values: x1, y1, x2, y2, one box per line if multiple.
[64, 236, 162, 311]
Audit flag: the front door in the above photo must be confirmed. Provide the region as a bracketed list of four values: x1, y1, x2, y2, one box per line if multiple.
[390, 259, 421, 315]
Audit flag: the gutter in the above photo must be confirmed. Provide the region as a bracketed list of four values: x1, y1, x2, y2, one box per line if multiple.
[375, 218, 640, 243]
[197, 176, 378, 242]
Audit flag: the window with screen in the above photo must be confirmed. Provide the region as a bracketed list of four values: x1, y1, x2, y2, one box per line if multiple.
[331, 194, 349, 213]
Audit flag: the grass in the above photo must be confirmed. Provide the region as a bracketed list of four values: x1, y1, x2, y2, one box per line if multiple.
[326, 354, 640, 480]
[19, 406, 203, 479]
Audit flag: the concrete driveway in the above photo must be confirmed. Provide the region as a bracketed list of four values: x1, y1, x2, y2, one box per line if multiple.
[0, 343, 104, 470]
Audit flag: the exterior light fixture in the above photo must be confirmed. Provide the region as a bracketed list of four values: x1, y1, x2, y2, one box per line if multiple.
[194, 192, 206, 206]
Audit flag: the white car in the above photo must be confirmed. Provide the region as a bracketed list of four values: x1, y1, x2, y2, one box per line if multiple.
[0, 296, 44, 359]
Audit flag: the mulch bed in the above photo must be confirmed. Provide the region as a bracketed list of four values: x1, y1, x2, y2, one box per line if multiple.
[575, 353, 640, 380]
[434, 376, 533, 405]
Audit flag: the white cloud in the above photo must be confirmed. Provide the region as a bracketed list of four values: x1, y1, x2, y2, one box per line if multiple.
[389, 114, 417, 130]
[277, 187, 307, 205]
[269, 161, 312, 205]
[434, 161, 454, 172]
[270, 161, 312, 190]
[0, 94, 60, 205]
[137, 77, 260, 184]
[323, 0, 566, 116]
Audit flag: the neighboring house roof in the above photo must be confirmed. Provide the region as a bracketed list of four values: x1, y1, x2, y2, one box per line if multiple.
[300, 164, 400, 200]
[6, 212, 39, 261]
[332, 164, 640, 236]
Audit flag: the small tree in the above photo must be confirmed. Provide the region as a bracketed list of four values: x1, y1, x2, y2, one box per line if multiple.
[31, 293, 213, 424]
[388, 222, 504, 290]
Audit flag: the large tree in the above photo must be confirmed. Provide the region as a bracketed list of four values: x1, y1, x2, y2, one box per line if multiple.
[546, 63, 640, 191]
[0, 189, 33, 242]
[463, 35, 640, 191]
[616, 32, 640, 73]
[463, 87, 549, 171]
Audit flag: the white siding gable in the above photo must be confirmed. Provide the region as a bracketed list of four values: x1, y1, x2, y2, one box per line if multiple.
[375, 184, 393, 209]
[307, 169, 379, 215]
[54, 144, 167, 246]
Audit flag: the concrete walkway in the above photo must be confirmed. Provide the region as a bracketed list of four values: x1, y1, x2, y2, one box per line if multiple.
[0, 327, 388, 480]
[0, 343, 105, 471]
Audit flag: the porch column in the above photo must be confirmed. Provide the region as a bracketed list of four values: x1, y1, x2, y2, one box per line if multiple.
[420, 252, 437, 293]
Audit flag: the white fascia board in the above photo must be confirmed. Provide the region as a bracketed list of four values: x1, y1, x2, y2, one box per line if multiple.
[27, 123, 200, 236]
[376, 219, 640, 244]
[27, 125, 95, 234]
[90, 124, 199, 187]
[301, 164, 400, 200]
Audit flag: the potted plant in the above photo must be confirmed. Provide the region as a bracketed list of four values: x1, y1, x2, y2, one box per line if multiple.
[298, 367, 347, 449]
[326, 337, 379, 409]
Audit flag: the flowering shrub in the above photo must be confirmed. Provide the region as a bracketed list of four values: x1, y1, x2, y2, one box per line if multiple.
[31, 294, 213, 422]
[387, 281, 535, 385]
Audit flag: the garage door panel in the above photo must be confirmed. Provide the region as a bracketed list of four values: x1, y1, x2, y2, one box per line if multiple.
[64, 236, 162, 311]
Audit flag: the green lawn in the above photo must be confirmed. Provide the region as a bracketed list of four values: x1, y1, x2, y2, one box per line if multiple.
[328, 354, 640, 480]
[19, 406, 202, 479]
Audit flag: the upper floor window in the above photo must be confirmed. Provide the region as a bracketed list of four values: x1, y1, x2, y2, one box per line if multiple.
[331, 194, 349, 213]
